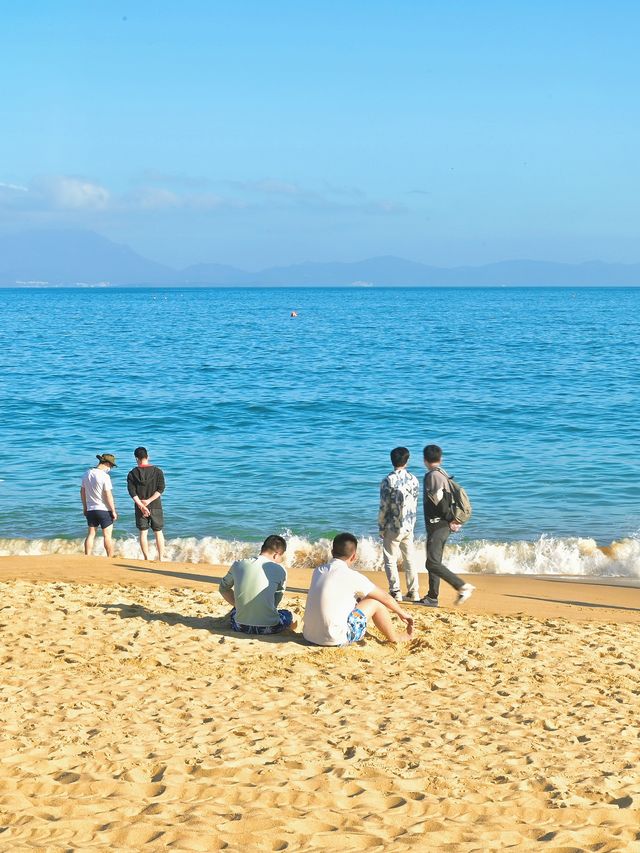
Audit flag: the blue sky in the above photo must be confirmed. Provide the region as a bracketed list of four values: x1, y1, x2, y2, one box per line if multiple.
[1, 1, 639, 269]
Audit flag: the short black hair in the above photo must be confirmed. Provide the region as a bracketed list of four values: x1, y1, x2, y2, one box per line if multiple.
[261, 534, 287, 555]
[134, 446, 148, 461]
[423, 444, 442, 464]
[332, 532, 358, 560]
[390, 446, 410, 468]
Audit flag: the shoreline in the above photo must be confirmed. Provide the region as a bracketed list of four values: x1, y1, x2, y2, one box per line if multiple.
[1, 554, 639, 623]
[2, 531, 640, 582]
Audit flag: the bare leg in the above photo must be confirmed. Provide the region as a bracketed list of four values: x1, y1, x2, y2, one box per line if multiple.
[84, 527, 97, 555]
[357, 597, 413, 643]
[154, 530, 165, 562]
[139, 529, 150, 560]
[102, 525, 115, 558]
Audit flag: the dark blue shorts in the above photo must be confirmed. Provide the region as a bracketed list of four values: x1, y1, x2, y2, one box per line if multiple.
[85, 509, 114, 529]
[230, 609, 293, 635]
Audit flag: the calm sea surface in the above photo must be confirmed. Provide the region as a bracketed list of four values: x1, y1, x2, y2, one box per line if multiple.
[1, 286, 639, 555]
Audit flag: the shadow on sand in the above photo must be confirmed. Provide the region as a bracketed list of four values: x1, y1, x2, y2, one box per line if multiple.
[100, 601, 311, 645]
[504, 594, 640, 613]
[114, 562, 311, 595]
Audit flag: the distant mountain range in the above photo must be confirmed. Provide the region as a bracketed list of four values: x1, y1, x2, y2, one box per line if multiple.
[2, 228, 640, 287]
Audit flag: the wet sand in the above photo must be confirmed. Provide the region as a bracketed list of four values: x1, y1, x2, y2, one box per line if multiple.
[1, 555, 639, 850]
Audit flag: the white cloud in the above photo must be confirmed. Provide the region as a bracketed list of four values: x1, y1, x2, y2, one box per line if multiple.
[36, 176, 111, 210]
[132, 186, 181, 210]
[0, 173, 405, 220]
[0, 181, 28, 193]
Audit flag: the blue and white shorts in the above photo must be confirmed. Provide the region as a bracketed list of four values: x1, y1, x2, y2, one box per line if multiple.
[345, 608, 367, 644]
[230, 608, 293, 635]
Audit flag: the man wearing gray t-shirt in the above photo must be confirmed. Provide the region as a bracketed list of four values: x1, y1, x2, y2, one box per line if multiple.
[219, 535, 294, 635]
[419, 445, 475, 607]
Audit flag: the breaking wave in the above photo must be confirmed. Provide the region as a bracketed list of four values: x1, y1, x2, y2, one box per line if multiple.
[1, 532, 639, 578]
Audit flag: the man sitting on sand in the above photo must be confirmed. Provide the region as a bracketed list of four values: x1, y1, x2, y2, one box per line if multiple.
[219, 535, 294, 635]
[303, 532, 414, 646]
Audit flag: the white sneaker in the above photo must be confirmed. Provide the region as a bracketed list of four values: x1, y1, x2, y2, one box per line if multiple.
[455, 583, 475, 605]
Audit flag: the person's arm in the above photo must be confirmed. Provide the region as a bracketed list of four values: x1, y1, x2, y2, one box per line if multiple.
[141, 470, 165, 507]
[128, 472, 151, 516]
[104, 488, 118, 521]
[80, 486, 87, 514]
[128, 474, 148, 515]
[378, 479, 390, 535]
[274, 569, 285, 608]
[141, 491, 162, 507]
[425, 473, 455, 523]
[219, 571, 235, 606]
[364, 586, 414, 631]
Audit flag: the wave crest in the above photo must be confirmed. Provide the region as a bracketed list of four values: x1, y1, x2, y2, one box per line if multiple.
[0, 533, 639, 577]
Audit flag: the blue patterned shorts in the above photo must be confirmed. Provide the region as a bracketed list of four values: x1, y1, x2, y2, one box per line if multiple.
[230, 608, 293, 635]
[345, 608, 367, 644]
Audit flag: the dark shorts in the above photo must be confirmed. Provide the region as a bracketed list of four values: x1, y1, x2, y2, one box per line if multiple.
[135, 507, 164, 531]
[230, 608, 293, 635]
[85, 509, 114, 529]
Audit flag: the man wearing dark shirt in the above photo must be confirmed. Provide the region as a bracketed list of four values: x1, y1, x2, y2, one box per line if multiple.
[419, 444, 475, 607]
[127, 446, 166, 561]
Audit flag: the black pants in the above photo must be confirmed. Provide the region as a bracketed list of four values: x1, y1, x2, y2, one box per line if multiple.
[426, 521, 464, 600]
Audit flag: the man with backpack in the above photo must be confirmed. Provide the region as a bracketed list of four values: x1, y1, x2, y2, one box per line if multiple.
[378, 446, 420, 601]
[419, 444, 475, 607]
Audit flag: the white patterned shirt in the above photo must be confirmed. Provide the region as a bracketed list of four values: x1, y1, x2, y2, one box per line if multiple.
[378, 468, 419, 536]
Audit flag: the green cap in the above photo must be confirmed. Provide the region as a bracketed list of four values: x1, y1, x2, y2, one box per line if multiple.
[96, 453, 117, 468]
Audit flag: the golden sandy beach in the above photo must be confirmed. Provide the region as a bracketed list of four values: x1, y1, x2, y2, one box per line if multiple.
[1, 555, 639, 851]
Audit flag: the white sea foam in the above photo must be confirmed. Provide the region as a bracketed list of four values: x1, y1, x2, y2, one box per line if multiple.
[1, 533, 639, 578]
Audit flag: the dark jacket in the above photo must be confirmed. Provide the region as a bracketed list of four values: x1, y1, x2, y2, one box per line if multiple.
[127, 465, 166, 502]
[423, 468, 455, 525]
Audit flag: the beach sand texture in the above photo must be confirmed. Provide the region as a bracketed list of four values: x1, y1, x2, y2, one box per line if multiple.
[1, 556, 639, 851]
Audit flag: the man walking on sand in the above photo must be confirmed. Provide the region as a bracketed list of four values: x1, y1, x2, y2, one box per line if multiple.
[127, 447, 166, 561]
[419, 444, 474, 607]
[379, 446, 420, 602]
[219, 535, 294, 635]
[80, 453, 118, 557]
[303, 533, 414, 646]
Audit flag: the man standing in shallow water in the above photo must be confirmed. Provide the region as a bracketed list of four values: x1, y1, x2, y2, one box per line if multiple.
[80, 453, 118, 557]
[127, 447, 166, 561]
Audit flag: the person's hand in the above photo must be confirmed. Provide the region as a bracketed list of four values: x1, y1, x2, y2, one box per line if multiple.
[141, 505, 151, 517]
[111, 511, 118, 521]
[449, 521, 462, 532]
[398, 610, 414, 628]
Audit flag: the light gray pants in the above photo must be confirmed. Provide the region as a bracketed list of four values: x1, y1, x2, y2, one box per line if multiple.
[382, 530, 419, 599]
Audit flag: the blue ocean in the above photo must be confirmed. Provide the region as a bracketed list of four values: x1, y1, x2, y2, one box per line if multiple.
[1, 286, 639, 576]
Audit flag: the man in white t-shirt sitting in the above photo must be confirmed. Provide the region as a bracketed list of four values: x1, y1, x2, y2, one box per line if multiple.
[80, 454, 118, 557]
[303, 532, 414, 646]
